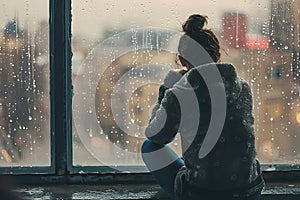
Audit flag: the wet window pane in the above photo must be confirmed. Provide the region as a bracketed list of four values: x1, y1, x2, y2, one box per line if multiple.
[0, 1, 50, 166]
[72, 0, 300, 168]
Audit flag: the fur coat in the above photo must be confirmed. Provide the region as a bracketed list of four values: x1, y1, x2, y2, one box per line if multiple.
[145, 63, 264, 197]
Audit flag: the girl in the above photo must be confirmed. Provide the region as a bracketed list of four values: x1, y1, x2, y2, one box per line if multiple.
[142, 14, 264, 200]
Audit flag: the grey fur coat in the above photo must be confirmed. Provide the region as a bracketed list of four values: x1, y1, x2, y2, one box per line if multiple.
[145, 63, 264, 197]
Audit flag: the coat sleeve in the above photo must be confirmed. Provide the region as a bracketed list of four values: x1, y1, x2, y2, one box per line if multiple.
[157, 70, 183, 104]
[145, 70, 182, 145]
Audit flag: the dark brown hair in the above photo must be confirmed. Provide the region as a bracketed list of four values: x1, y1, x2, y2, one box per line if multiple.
[179, 14, 221, 63]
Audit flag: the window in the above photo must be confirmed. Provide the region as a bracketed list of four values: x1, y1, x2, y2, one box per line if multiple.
[0, 0, 299, 179]
[72, 0, 300, 171]
[0, 0, 50, 168]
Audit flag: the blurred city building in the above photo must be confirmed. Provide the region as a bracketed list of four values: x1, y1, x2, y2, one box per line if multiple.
[0, 19, 50, 165]
[221, 12, 248, 49]
[220, 0, 300, 163]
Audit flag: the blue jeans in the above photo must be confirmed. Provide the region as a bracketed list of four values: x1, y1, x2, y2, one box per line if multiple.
[141, 139, 262, 200]
[142, 139, 184, 200]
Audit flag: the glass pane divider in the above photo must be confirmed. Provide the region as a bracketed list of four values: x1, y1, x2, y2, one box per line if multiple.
[49, 0, 72, 175]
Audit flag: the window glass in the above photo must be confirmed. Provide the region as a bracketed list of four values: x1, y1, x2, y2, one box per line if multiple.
[0, 1, 50, 166]
[72, 0, 300, 168]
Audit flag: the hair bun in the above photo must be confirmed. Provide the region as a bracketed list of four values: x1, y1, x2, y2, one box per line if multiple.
[182, 14, 208, 35]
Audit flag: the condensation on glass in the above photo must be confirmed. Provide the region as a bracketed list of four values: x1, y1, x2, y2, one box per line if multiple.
[0, 1, 50, 166]
[72, 0, 300, 167]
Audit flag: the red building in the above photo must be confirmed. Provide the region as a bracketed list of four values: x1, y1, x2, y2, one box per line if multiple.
[221, 12, 248, 49]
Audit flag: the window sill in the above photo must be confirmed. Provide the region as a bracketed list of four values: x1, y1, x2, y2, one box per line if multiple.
[13, 182, 300, 199]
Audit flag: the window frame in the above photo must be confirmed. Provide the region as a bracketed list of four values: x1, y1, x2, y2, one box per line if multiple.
[0, 0, 299, 185]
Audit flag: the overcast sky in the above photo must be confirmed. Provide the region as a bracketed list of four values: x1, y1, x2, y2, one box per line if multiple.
[0, 0, 271, 40]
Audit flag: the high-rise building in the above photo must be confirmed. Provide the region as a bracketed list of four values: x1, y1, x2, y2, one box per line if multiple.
[270, 0, 300, 52]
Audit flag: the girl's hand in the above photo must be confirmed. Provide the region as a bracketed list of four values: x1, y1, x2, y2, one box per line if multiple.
[174, 67, 188, 75]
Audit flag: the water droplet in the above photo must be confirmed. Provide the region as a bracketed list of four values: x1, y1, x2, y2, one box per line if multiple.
[89, 129, 93, 137]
